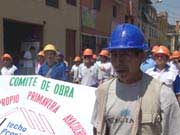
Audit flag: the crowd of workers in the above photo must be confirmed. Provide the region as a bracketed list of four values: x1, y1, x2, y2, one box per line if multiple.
[0, 39, 180, 98]
[0, 43, 116, 86]
[0, 23, 180, 134]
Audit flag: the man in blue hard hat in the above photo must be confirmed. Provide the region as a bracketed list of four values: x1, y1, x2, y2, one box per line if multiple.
[91, 23, 180, 135]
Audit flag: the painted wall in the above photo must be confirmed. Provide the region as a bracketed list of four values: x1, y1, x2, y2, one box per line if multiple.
[0, 0, 80, 56]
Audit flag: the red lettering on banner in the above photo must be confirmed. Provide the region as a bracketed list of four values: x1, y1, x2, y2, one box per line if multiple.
[0, 95, 19, 106]
[20, 108, 55, 134]
[27, 91, 60, 113]
[63, 114, 87, 135]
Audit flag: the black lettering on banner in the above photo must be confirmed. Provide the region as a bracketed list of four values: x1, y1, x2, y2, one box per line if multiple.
[0, 118, 7, 127]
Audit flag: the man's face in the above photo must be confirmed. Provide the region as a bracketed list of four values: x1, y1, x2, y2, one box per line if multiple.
[3, 58, 11, 67]
[56, 55, 64, 62]
[75, 61, 81, 66]
[37, 55, 44, 63]
[100, 55, 107, 63]
[154, 54, 168, 67]
[111, 49, 144, 83]
[44, 51, 56, 65]
[83, 55, 93, 65]
[30, 48, 35, 54]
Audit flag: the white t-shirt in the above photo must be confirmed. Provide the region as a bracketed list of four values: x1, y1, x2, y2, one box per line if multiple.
[35, 62, 43, 74]
[78, 63, 98, 87]
[23, 50, 33, 68]
[71, 64, 80, 81]
[97, 61, 115, 82]
[145, 65, 177, 87]
[1, 65, 17, 75]
[91, 74, 180, 135]
[168, 61, 179, 75]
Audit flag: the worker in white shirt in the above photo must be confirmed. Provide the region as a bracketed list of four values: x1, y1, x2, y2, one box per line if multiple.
[78, 48, 99, 87]
[35, 51, 45, 74]
[1, 53, 18, 75]
[146, 45, 177, 87]
[140, 45, 158, 72]
[97, 49, 114, 84]
[169, 50, 180, 74]
[71, 56, 81, 83]
[171, 50, 180, 105]
[23, 46, 36, 75]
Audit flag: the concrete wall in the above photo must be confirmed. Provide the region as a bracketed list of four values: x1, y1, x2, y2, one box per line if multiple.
[0, 0, 80, 55]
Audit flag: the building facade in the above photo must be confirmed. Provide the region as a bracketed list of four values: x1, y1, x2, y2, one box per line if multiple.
[137, 0, 158, 46]
[167, 21, 180, 51]
[156, 12, 169, 46]
[80, 0, 135, 54]
[0, 0, 80, 65]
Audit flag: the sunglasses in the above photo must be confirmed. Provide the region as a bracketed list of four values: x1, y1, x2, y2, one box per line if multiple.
[84, 56, 92, 59]
[3, 59, 11, 62]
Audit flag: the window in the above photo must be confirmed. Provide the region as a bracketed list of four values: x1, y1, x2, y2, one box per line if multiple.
[125, 15, 134, 24]
[93, 0, 101, 10]
[46, 0, 59, 8]
[66, 0, 76, 6]
[130, 18, 134, 24]
[125, 15, 128, 23]
[113, 6, 117, 18]
[101, 38, 108, 48]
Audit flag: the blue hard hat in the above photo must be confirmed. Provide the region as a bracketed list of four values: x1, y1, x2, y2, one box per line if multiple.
[108, 23, 146, 50]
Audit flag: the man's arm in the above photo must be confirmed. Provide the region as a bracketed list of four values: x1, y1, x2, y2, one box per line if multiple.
[160, 85, 180, 135]
[173, 75, 180, 105]
[176, 95, 180, 106]
[93, 127, 97, 135]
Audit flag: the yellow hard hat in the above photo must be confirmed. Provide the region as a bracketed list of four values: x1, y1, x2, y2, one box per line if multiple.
[43, 44, 57, 52]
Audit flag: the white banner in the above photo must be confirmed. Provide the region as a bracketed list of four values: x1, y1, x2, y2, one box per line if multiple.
[0, 75, 96, 135]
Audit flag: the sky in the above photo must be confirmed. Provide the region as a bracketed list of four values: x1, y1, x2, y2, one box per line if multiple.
[153, 0, 180, 25]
